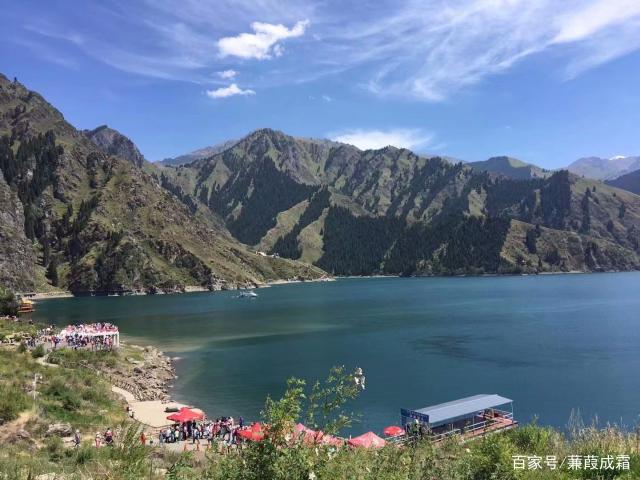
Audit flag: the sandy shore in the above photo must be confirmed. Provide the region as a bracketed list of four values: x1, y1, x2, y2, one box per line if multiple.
[27, 291, 74, 300]
[262, 276, 335, 287]
[110, 386, 203, 429]
[106, 344, 209, 430]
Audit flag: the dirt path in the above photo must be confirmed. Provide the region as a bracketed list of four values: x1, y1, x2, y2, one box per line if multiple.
[35, 354, 59, 368]
[0, 410, 37, 445]
[111, 385, 136, 403]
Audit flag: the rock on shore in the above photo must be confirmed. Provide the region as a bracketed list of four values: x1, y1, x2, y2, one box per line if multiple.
[107, 345, 175, 402]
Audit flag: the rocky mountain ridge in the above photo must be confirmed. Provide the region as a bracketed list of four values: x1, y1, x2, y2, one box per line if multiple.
[468, 156, 552, 180]
[84, 125, 146, 168]
[567, 155, 640, 181]
[157, 139, 238, 166]
[0, 74, 325, 293]
[160, 128, 640, 276]
[606, 169, 640, 195]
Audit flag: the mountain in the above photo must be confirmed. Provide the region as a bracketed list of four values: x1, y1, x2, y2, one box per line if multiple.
[606, 168, 640, 195]
[0, 173, 38, 291]
[161, 128, 640, 276]
[3, 75, 639, 289]
[157, 140, 238, 166]
[468, 156, 552, 179]
[84, 125, 146, 168]
[567, 155, 640, 180]
[0, 74, 324, 293]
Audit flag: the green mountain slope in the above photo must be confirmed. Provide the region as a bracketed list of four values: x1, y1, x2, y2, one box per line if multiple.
[606, 168, 640, 195]
[165, 129, 640, 276]
[0, 75, 325, 293]
[469, 156, 552, 179]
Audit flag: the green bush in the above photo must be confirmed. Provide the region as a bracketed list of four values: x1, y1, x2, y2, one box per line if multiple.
[74, 444, 95, 465]
[17, 342, 27, 353]
[31, 344, 45, 358]
[44, 377, 82, 411]
[45, 436, 65, 462]
[0, 289, 18, 316]
[0, 382, 30, 424]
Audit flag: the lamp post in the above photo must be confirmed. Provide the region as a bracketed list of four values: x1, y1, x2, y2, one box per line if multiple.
[32, 373, 42, 401]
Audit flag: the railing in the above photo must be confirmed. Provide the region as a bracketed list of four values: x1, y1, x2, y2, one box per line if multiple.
[427, 410, 516, 443]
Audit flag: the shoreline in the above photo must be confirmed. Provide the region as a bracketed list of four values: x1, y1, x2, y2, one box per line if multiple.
[107, 342, 192, 430]
[25, 269, 640, 300]
[25, 276, 336, 301]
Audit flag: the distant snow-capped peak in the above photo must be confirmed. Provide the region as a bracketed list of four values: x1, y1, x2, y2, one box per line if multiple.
[610, 155, 627, 161]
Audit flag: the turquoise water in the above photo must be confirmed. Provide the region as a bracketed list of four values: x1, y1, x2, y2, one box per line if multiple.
[34, 274, 640, 433]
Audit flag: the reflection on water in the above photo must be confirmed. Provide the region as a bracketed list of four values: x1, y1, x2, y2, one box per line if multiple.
[35, 273, 640, 432]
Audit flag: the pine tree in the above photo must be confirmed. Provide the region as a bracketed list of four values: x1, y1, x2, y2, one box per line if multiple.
[46, 257, 59, 286]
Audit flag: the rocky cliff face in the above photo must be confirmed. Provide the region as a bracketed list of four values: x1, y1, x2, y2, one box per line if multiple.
[0, 74, 326, 293]
[0, 173, 37, 291]
[84, 125, 146, 168]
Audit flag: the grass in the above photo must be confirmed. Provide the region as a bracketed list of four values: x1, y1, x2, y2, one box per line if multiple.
[0, 318, 38, 339]
[2, 319, 639, 479]
[0, 349, 125, 432]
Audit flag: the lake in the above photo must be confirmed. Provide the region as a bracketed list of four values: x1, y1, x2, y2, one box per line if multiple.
[34, 273, 640, 433]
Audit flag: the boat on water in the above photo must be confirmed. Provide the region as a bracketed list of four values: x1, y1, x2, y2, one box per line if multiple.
[17, 298, 35, 314]
[237, 290, 258, 298]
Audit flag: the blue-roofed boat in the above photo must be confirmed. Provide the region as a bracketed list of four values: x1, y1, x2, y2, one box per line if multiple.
[400, 394, 517, 443]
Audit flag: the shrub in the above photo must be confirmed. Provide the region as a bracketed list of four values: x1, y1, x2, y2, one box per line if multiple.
[44, 377, 82, 411]
[0, 289, 18, 316]
[45, 436, 65, 462]
[74, 444, 95, 465]
[0, 383, 30, 424]
[31, 344, 45, 358]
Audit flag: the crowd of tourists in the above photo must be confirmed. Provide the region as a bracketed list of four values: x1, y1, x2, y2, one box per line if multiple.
[158, 416, 245, 450]
[10, 322, 120, 352]
[48, 323, 119, 350]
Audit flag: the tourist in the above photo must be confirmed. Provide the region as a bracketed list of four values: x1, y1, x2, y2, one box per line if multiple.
[140, 430, 147, 445]
[104, 428, 114, 446]
[74, 429, 81, 448]
[95, 431, 102, 448]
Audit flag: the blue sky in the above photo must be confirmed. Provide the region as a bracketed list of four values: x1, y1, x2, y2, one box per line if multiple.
[1, 0, 640, 167]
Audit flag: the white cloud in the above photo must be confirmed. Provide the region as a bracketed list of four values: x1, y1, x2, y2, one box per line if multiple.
[21, 0, 640, 100]
[206, 83, 255, 99]
[330, 128, 433, 151]
[217, 19, 309, 60]
[217, 69, 237, 79]
[553, 0, 640, 43]
[323, 0, 640, 101]
[321, 94, 332, 102]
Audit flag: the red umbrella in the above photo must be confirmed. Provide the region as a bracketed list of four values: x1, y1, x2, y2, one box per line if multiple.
[348, 431, 386, 449]
[166, 407, 204, 423]
[320, 433, 344, 447]
[293, 423, 319, 444]
[290, 424, 344, 446]
[238, 422, 266, 442]
[383, 425, 405, 437]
